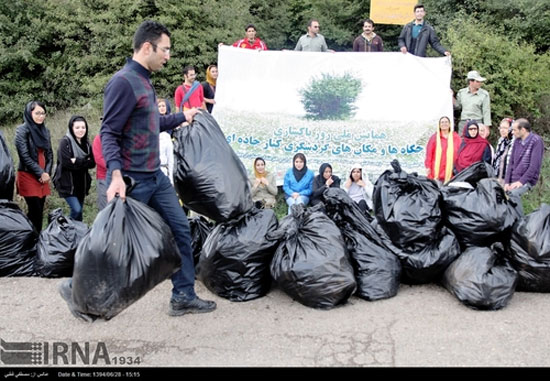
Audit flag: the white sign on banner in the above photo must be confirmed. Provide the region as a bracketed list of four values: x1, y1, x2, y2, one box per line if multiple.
[213, 45, 453, 184]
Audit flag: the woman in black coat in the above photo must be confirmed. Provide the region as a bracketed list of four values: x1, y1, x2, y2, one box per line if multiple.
[53, 115, 95, 221]
[14, 101, 54, 232]
[310, 163, 341, 206]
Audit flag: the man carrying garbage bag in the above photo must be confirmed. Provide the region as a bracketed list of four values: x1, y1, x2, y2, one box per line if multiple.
[59, 20, 216, 318]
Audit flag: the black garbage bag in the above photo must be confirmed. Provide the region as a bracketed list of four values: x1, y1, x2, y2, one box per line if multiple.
[509, 204, 550, 292]
[173, 112, 253, 222]
[0, 200, 37, 276]
[188, 216, 214, 267]
[446, 161, 494, 185]
[269, 204, 356, 309]
[35, 209, 89, 278]
[441, 178, 518, 248]
[371, 218, 460, 284]
[0, 131, 15, 201]
[442, 243, 517, 310]
[322, 187, 401, 301]
[373, 159, 441, 250]
[198, 208, 279, 301]
[69, 196, 182, 320]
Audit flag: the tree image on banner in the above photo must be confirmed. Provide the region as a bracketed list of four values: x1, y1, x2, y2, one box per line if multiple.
[300, 73, 362, 120]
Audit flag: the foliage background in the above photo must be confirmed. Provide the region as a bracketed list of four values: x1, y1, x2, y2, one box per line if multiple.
[1, 0, 549, 221]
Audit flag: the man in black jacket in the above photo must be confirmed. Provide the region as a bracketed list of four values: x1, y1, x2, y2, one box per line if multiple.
[398, 4, 450, 57]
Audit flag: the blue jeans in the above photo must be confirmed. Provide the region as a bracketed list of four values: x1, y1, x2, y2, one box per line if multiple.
[107, 170, 196, 301]
[286, 195, 309, 214]
[64, 196, 84, 221]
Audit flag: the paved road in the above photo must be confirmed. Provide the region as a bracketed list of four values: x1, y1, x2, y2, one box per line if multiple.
[0, 277, 549, 367]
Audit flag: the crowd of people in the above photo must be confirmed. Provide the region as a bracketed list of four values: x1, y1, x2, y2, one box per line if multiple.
[3, 5, 546, 319]
[424, 116, 544, 197]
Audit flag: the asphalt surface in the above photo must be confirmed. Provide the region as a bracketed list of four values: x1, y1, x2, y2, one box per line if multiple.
[0, 276, 549, 368]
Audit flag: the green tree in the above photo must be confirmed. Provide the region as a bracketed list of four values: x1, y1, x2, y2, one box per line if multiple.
[423, 0, 550, 54]
[300, 73, 362, 120]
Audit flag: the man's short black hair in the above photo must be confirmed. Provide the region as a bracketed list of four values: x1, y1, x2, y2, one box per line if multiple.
[362, 18, 375, 27]
[515, 118, 532, 132]
[183, 65, 196, 76]
[308, 19, 319, 28]
[133, 20, 170, 53]
[414, 4, 425, 12]
[245, 23, 256, 31]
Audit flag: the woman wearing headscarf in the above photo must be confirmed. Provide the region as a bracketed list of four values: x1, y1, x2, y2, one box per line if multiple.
[283, 153, 314, 214]
[343, 163, 374, 213]
[249, 157, 277, 208]
[424, 116, 461, 184]
[454, 120, 492, 174]
[202, 65, 218, 113]
[310, 163, 341, 206]
[158, 98, 174, 185]
[14, 101, 54, 232]
[52, 115, 95, 221]
[493, 118, 514, 185]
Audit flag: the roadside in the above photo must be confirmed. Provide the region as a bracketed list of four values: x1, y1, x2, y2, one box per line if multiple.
[0, 277, 549, 367]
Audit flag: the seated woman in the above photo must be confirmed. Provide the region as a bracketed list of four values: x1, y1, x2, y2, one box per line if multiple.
[493, 118, 514, 185]
[310, 163, 341, 206]
[283, 153, 314, 214]
[249, 157, 277, 208]
[343, 163, 374, 213]
[424, 116, 461, 184]
[454, 120, 492, 174]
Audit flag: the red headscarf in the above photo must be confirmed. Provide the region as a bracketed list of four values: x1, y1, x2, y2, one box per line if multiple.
[455, 121, 490, 173]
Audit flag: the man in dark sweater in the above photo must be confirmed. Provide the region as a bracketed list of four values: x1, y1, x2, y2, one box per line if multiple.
[504, 118, 545, 197]
[100, 20, 216, 316]
[398, 4, 450, 57]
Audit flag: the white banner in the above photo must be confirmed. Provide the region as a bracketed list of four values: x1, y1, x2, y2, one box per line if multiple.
[213, 46, 453, 184]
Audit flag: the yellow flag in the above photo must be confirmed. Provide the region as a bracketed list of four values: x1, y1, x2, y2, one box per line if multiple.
[370, 0, 418, 25]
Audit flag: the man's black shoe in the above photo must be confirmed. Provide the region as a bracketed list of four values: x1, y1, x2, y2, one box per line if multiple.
[169, 296, 217, 317]
[58, 279, 96, 323]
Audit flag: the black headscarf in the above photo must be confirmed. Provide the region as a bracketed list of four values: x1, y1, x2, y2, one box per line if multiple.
[66, 115, 90, 158]
[292, 153, 308, 182]
[23, 101, 50, 149]
[318, 163, 332, 177]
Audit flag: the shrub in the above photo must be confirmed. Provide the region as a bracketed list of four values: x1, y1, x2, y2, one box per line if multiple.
[300, 73, 362, 120]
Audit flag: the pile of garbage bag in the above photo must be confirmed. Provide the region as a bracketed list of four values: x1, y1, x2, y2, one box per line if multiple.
[198, 207, 279, 302]
[0, 200, 37, 277]
[373, 160, 460, 284]
[322, 187, 401, 301]
[441, 163, 519, 248]
[269, 204, 356, 309]
[173, 112, 253, 222]
[34, 209, 89, 278]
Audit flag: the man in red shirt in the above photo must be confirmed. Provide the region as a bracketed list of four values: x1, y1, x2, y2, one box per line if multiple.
[232, 24, 268, 50]
[174, 65, 207, 111]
